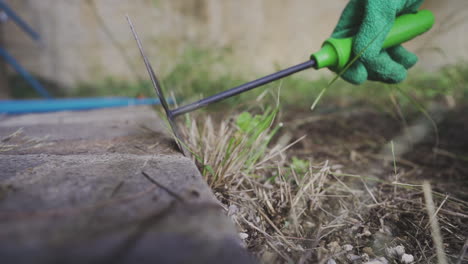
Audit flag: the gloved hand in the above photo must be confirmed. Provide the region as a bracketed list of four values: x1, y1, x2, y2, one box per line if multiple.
[332, 0, 424, 84]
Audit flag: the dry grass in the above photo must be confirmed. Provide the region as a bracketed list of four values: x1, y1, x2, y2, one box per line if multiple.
[423, 181, 448, 264]
[0, 128, 53, 152]
[179, 110, 468, 264]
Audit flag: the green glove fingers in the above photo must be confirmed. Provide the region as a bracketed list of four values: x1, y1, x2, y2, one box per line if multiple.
[341, 49, 414, 85]
[340, 61, 368, 85]
[353, 0, 409, 84]
[332, 0, 424, 84]
[387, 45, 419, 69]
[365, 51, 408, 83]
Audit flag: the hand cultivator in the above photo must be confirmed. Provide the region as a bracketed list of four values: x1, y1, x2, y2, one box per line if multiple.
[127, 10, 434, 156]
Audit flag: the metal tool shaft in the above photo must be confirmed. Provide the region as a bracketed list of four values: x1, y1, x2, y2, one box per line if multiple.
[171, 60, 316, 117]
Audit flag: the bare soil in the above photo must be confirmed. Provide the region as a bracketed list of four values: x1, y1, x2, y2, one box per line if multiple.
[280, 104, 468, 262]
[181, 102, 468, 263]
[286, 105, 468, 201]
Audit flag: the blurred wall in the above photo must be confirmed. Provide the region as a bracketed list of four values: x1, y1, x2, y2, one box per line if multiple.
[3, 0, 468, 89]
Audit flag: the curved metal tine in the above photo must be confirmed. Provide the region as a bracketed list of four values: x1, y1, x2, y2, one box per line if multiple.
[149, 66, 190, 157]
[126, 16, 188, 156]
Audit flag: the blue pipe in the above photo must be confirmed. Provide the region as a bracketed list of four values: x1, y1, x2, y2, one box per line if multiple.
[0, 47, 51, 98]
[0, 1, 41, 41]
[0, 97, 171, 114]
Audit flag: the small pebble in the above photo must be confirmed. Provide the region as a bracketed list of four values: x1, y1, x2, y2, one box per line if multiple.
[342, 244, 353, 252]
[239, 232, 249, 240]
[386, 245, 405, 258]
[227, 205, 238, 217]
[326, 259, 337, 264]
[364, 257, 389, 264]
[361, 253, 370, 262]
[362, 247, 374, 256]
[394, 245, 405, 256]
[327, 241, 341, 254]
[347, 254, 361, 262]
[401, 253, 414, 264]
[359, 227, 372, 237]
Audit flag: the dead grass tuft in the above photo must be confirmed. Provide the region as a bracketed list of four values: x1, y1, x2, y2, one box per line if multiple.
[179, 110, 468, 264]
[0, 128, 53, 152]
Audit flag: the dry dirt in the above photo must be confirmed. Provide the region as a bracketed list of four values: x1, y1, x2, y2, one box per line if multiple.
[279, 104, 468, 263]
[182, 102, 467, 263]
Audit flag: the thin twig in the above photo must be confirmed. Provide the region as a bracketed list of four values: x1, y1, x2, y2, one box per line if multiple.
[456, 238, 468, 264]
[424, 194, 449, 229]
[141, 171, 185, 203]
[423, 181, 448, 264]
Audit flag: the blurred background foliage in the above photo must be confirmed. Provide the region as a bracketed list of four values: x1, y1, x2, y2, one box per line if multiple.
[4, 0, 468, 108]
[9, 45, 467, 114]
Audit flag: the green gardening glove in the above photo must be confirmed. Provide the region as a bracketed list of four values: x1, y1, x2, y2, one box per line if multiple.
[332, 0, 424, 84]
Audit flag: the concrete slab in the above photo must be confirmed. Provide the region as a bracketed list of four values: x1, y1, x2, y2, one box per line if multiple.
[0, 106, 255, 264]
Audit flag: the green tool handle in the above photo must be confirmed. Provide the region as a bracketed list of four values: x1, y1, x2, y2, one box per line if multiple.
[311, 10, 435, 70]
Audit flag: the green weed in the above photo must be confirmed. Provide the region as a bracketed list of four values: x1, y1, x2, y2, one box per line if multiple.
[180, 107, 282, 190]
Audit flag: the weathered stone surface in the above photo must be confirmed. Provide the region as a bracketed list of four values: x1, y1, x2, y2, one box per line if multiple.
[0, 106, 256, 264]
